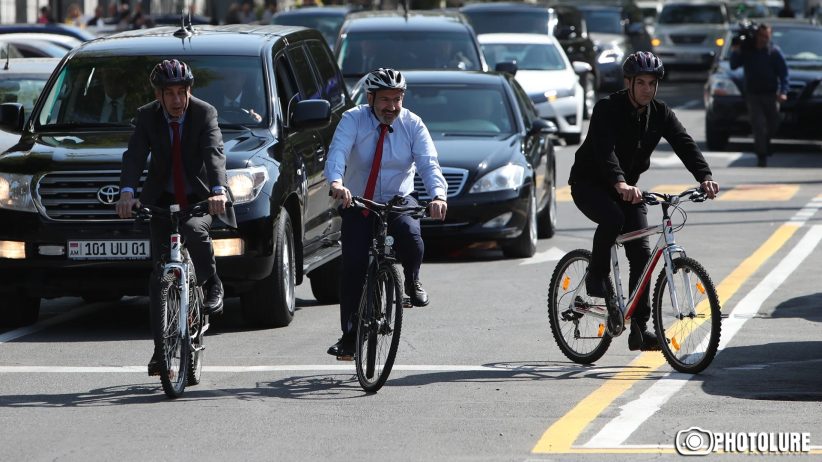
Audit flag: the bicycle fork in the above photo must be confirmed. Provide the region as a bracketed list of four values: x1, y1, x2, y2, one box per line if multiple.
[166, 232, 203, 353]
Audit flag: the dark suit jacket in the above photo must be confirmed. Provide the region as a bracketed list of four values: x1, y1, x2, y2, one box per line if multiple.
[121, 96, 236, 226]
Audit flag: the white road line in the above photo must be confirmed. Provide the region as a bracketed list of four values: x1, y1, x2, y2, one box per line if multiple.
[520, 247, 566, 265]
[582, 223, 822, 448]
[0, 303, 105, 345]
[0, 364, 608, 374]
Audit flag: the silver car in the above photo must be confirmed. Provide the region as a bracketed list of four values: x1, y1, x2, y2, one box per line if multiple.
[652, 1, 730, 71]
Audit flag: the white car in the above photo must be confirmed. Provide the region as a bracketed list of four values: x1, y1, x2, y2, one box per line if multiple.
[478, 33, 584, 144]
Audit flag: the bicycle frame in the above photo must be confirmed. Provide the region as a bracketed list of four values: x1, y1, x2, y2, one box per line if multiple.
[163, 204, 191, 347]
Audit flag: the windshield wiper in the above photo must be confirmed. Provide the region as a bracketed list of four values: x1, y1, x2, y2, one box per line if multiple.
[219, 123, 253, 131]
[38, 122, 134, 130]
[441, 132, 501, 137]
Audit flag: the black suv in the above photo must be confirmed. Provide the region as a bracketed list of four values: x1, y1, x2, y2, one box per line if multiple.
[0, 24, 352, 327]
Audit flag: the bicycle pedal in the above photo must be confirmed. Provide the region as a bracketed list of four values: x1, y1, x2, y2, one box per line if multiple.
[336, 354, 354, 361]
[402, 297, 413, 308]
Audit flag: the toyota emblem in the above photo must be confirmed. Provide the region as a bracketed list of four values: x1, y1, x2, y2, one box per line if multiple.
[97, 185, 120, 205]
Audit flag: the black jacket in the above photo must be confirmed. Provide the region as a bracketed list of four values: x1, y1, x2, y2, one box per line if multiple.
[569, 90, 713, 187]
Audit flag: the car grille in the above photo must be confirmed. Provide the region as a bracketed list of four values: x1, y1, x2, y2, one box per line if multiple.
[671, 34, 706, 45]
[414, 167, 468, 200]
[36, 170, 145, 221]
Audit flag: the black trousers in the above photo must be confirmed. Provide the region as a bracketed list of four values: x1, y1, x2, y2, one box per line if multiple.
[571, 182, 652, 326]
[338, 196, 424, 336]
[148, 193, 215, 352]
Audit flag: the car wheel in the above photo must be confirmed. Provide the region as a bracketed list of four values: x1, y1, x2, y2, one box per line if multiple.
[705, 125, 729, 151]
[537, 173, 557, 239]
[582, 73, 596, 120]
[0, 292, 40, 327]
[501, 188, 537, 259]
[241, 208, 296, 327]
[308, 256, 341, 304]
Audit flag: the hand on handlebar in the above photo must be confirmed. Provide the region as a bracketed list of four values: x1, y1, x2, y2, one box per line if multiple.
[615, 181, 643, 204]
[428, 199, 447, 221]
[116, 191, 141, 218]
[329, 181, 353, 208]
[700, 180, 719, 199]
[208, 193, 228, 215]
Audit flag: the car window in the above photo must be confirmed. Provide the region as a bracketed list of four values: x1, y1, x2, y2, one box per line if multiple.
[337, 31, 481, 75]
[306, 39, 345, 107]
[353, 83, 514, 135]
[462, 11, 553, 35]
[272, 13, 345, 48]
[509, 79, 538, 130]
[287, 45, 322, 101]
[482, 43, 566, 71]
[0, 77, 49, 112]
[581, 10, 624, 35]
[772, 28, 822, 61]
[274, 54, 301, 126]
[657, 4, 726, 24]
[36, 56, 268, 128]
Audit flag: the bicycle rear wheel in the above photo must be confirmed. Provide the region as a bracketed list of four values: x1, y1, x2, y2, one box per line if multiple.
[547, 249, 612, 364]
[187, 281, 204, 387]
[355, 263, 403, 393]
[652, 257, 721, 374]
[156, 271, 190, 398]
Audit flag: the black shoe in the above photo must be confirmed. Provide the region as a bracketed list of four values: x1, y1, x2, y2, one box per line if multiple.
[147, 350, 162, 376]
[327, 334, 355, 358]
[404, 279, 429, 307]
[203, 277, 224, 316]
[628, 324, 661, 351]
[585, 272, 607, 298]
[757, 156, 767, 168]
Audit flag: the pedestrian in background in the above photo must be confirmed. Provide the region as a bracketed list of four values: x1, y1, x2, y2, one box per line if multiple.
[730, 23, 788, 168]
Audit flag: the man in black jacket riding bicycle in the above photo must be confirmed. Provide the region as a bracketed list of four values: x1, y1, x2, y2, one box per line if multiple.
[568, 52, 720, 351]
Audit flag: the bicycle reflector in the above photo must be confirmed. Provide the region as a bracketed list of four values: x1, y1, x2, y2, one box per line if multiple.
[562, 275, 570, 291]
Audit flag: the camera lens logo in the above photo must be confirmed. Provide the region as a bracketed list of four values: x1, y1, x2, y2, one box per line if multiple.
[676, 427, 715, 456]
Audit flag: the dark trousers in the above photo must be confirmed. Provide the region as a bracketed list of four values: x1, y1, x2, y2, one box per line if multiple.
[148, 193, 215, 352]
[746, 93, 780, 159]
[571, 182, 652, 326]
[338, 196, 424, 336]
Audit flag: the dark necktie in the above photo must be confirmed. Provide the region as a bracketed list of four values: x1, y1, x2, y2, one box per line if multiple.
[169, 121, 188, 207]
[108, 100, 119, 122]
[362, 123, 389, 217]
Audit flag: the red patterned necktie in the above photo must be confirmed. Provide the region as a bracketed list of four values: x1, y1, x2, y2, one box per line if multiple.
[169, 121, 188, 208]
[361, 123, 389, 217]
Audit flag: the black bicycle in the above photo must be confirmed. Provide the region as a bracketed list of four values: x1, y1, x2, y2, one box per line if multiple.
[135, 200, 226, 398]
[348, 195, 428, 392]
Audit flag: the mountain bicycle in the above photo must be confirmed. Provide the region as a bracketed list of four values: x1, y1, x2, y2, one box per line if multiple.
[136, 200, 222, 398]
[348, 195, 428, 392]
[547, 186, 721, 374]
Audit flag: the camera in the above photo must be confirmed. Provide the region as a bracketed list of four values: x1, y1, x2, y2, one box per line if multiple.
[675, 427, 715, 456]
[731, 21, 758, 50]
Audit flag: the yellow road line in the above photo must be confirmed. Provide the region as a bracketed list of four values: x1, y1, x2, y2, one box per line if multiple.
[532, 222, 801, 454]
[719, 184, 799, 201]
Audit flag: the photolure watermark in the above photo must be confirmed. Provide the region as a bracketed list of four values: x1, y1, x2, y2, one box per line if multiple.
[675, 427, 811, 456]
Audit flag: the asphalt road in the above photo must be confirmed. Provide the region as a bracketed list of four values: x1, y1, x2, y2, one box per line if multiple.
[2, 77, 821, 461]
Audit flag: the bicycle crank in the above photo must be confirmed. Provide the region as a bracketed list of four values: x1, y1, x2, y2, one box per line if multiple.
[605, 296, 624, 337]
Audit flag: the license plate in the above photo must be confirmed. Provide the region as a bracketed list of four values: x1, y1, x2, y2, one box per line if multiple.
[67, 240, 151, 260]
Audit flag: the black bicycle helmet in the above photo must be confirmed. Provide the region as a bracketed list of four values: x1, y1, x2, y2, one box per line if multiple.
[363, 67, 407, 93]
[149, 59, 194, 88]
[622, 51, 664, 79]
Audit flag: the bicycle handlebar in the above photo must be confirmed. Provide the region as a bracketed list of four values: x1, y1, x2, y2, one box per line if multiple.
[642, 186, 708, 206]
[350, 195, 429, 219]
[134, 200, 234, 221]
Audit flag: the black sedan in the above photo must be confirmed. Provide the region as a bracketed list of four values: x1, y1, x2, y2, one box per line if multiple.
[271, 6, 356, 50]
[704, 19, 822, 150]
[352, 71, 557, 258]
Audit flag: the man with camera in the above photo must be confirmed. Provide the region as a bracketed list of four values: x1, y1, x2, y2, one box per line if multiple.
[730, 22, 788, 168]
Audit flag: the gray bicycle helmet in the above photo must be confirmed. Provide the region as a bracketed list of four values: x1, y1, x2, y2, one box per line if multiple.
[363, 67, 407, 93]
[150, 59, 194, 88]
[622, 51, 664, 79]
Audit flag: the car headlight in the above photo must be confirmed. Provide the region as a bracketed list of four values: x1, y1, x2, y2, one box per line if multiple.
[530, 86, 576, 104]
[469, 164, 526, 194]
[227, 166, 268, 204]
[651, 37, 662, 47]
[597, 47, 624, 65]
[0, 172, 36, 212]
[706, 73, 741, 97]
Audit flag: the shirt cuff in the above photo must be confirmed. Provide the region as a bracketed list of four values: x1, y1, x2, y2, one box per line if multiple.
[212, 186, 227, 195]
[121, 187, 135, 195]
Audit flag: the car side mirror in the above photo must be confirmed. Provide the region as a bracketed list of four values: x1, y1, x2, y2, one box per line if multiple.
[495, 61, 518, 76]
[530, 118, 557, 135]
[0, 103, 24, 132]
[572, 61, 593, 76]
[290, 99, 331, 130]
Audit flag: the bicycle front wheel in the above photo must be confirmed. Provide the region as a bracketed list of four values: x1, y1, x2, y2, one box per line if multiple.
[156, 271, 190, 398]
[355, 263, 403, 393]
[187, 282, 204, 387]
[652, 257, 721, 374]
[547, 249, 612, 364]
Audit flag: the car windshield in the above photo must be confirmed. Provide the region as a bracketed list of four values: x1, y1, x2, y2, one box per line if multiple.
[272, 13, 344, 47]
[354, 83, 514, 136]
[462, 11, 553, 35]
[581, 10, 623, 34]
[657, 5, 725, 24]
[482, 43, 566, 71]
[772, 28, 822, 61]
[36, 56, 268, 128]
[0, 77, 49, 113]
[337, 31, 481, 76]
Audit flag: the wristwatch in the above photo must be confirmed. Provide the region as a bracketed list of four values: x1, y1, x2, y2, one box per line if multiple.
[433, 195, 447, 203]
